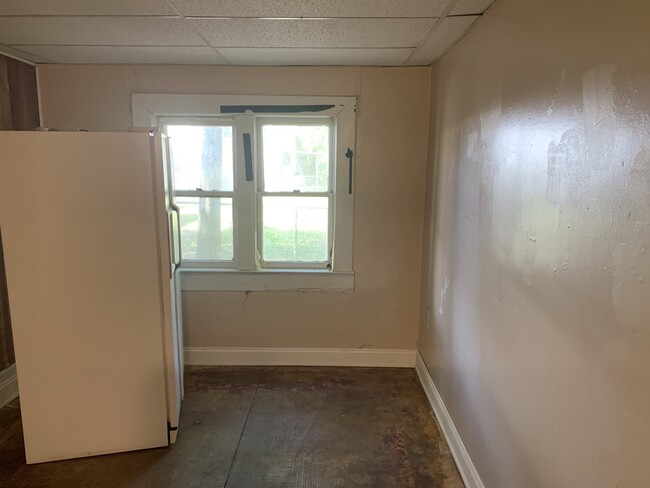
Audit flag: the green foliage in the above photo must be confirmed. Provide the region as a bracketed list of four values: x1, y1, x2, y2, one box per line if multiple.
[262, 227, 327, 262]
[179, 222, 327, 263]
[180, 212, 234, 261]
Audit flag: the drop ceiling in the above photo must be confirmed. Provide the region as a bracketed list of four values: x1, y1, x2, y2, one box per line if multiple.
[0, 0, 494, 66]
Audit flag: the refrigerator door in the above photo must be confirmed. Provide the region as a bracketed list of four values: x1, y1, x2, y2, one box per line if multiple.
[167, 141, 185, 400]
[150, 132, 184, 443]
[0, 131, 170, 463]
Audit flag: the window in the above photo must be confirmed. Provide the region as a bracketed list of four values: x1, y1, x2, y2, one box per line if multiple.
[133, 95, 355, 291]
[163, 121, 235, 263]
[258, 120, 333, 267]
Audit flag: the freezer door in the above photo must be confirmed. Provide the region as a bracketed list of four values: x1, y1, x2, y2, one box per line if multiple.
[0, 131, 170, 463]
[151, 132, 184, 442]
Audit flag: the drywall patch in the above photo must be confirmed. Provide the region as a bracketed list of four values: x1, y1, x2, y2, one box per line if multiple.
[546, 68, 567, 116]
[583, 63, 617, 171]
[438, 277, 449, 316]
[546, 125, 589, 205]
[479, 94, 501, 141]
[612, 147, 650, 330]
[612, 242, 649, 331]
[467, 131, 478, 158]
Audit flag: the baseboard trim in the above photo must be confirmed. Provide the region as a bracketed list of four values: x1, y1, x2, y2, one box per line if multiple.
[415, 352, 485, 488]
[185, 347, 417, 368]
[0, 363, 19, 408]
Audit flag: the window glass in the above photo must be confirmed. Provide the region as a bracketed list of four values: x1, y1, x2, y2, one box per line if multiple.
[176, 196, 233, 261]
[262, 196, 329, 262]
[166, 124, 233, 192]
[262, 124, 330, 192]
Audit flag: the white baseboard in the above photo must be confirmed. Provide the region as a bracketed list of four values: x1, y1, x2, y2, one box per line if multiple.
[415, 352, 485, 488]
[185, 347, 417, 368]
[0, 363, 19, 408]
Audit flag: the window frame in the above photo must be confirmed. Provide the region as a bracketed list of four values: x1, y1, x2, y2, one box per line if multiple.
[159, 116, 237, 269]
[132, 94, 356, 291]
[256, 116, 335, 270]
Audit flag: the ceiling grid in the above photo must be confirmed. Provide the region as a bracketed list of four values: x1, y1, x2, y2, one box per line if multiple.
[0, 0, 495, 65]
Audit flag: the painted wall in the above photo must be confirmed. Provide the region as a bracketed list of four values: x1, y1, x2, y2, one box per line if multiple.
[38, 65, 431, 350]
[0, 53, 40, 374]
[420, 0, 650, 486]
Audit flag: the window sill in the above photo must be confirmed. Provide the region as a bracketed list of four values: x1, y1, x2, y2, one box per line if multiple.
[180, 268, 355, 292]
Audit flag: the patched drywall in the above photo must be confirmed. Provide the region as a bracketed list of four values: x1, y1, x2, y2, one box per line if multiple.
[37, 65, 431, 350]
[420, 0, 650, 486]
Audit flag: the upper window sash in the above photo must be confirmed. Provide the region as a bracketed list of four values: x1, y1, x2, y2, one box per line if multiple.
[257, 117, 334, 195]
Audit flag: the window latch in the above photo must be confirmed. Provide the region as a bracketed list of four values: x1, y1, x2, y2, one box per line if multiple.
[345, 148, 353, 194]
[243, 133, 253, 181]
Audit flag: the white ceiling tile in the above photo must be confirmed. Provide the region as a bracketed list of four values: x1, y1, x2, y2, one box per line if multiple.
[11, 45, 229, 64]
[0, 17, 205, 46]
[174, 0, 451, 18]
[406, 16, 478, 65]
[0, 0, 175, 16]
[219, 48, 412, 66]
[450, 0, 494, 15]
[190, 18, 434, 48]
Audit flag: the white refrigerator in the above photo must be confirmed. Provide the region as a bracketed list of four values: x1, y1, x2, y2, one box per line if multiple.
[0, 130, 184, 464]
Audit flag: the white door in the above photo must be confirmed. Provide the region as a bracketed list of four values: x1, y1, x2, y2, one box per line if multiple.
[0, 132, 170, 464]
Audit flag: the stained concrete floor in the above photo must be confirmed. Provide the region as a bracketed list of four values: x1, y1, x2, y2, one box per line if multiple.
[0, 367, 464, 488]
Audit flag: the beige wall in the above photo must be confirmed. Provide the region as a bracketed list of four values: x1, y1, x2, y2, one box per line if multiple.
[38, 65, 431, 350]
[420, 0, 650, 486]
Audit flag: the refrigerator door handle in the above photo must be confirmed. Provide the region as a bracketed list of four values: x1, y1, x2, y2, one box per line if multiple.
[166, 212, 174, 279]
[170, 203, 182, 271]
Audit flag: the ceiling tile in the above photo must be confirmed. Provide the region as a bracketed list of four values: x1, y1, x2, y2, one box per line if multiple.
[11, 45, 229, 64]
[219, 48, 412, 66]
[406, 15, 478, 65]
[175, 0, 451, 18]
[190, 18, 434, 48]
[0, 0, 175, 16]
[451, 0, 494, 15]
[0, 17, 205, 46]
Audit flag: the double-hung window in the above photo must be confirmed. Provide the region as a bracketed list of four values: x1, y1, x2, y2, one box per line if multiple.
[133, 95, 356, 291]
[257, 119, 333, 268]
[162, 119, 235, 263]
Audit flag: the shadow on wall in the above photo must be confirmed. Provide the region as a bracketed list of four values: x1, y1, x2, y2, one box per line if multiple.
[0, 229, 14, 370]
[0, 52, 40, 371]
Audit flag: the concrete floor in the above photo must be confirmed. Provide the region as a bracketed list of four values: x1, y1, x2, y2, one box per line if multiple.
[0, 367, 464, 487]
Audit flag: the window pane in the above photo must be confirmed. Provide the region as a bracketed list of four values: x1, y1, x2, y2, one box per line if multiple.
[262, 124, 330, 192]
[166, 125, 233, 191]
[262, 196, 328, 262]
[177, 196, 233, 261]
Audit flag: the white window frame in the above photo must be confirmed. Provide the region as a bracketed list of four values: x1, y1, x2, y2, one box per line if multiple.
[159, 116, 237, 269]
[132, 94, 356, 291]
[256, 116, 334, 270]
